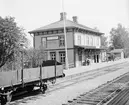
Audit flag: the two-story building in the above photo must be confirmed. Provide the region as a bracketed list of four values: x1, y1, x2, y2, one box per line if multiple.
[29, 12, 104, 68]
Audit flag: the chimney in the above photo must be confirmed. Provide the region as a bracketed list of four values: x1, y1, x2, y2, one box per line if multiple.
[72, 16, 78, 23]
[60, 12, 67, 20]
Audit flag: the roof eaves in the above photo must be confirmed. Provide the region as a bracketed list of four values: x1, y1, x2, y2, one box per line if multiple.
[74, 24, 104, 35]
[74, 27, 104, 35]
[28, 26, 76, 34]
[29, 19, 104, 35]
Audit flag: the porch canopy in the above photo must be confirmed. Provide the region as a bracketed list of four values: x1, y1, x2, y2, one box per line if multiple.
[74, 45, 105, 50]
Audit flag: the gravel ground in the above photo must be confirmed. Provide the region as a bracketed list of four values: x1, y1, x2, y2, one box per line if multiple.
[18, 59, 129, 105]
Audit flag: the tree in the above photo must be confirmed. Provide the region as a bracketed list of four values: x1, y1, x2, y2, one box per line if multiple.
[110, 24, 129, 49]
[0, 16, 28, 68]
[110, 24, 129, 57]
[101, 35, 108, 48]
[24, 47, 46, 68]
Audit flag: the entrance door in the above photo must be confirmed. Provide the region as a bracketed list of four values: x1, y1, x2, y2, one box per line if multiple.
[94, 55, 96, 63]
[78, 55, 82, 66]
[78, 49, 82, 66]
[97, 55, 99, 63]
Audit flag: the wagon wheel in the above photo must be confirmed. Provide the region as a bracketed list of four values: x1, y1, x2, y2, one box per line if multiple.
[6, 93, 12, 103]
[51, 79, 56, 84]
[2, 91, 13, 105]
[40, 84, 48, 94]
[62, 73, 65, 77]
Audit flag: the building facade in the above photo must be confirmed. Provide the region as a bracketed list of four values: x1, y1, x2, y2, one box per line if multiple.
[29, 13, 104, 68]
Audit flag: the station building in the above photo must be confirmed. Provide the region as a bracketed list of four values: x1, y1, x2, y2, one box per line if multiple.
[29, 12, 104, 68]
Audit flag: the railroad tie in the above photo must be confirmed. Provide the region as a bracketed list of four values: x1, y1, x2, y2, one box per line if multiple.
[77, 100, 98, 104]
[107, 88, 129, 105]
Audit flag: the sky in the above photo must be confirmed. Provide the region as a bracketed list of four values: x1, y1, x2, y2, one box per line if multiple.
[0, 0, 129, 47]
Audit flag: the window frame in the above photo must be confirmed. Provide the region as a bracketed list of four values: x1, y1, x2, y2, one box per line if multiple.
[86, 36, 89, 45]
[96, 37, 99, 46]
[59, 36, 65, 47]
[78, 35, 81, 45]
[59, 51, 65, 64]
[50, 52, 56, 60]
[91, 36, 93, 46]
[41, 37, 47, 48]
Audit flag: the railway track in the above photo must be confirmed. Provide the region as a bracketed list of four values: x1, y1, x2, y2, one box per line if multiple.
[106, 88, 129, 105]
[63, 64, 129, 105]
[47, 62, 128, 93]
[10, 62, 129, 105]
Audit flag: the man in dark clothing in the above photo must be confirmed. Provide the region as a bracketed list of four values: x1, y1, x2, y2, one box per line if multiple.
[86, 58, 90, 66]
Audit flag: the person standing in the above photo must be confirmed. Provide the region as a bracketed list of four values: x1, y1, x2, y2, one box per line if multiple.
[87, 58, 90, 66]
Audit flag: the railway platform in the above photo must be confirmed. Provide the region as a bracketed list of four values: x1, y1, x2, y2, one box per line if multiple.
[64, 58, 129, 77]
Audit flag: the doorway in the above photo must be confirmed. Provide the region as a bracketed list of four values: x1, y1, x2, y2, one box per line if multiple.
[97, 55, 99, 63]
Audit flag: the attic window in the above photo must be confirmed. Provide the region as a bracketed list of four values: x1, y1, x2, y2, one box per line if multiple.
[44, 31, 47, 34]
[39, 32, 42, 35]
[48, 31, 52, 34]
[53, 30, 57, 34]
[67, 29, 73, 32]
[58, 30, 63, 33]
[34, 33, 38, 35]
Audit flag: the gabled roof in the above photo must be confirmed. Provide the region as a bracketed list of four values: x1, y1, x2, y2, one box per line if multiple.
[29, 19, 103, 34]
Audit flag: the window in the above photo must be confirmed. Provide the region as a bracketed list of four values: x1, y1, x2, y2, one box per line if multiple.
[50, 52, 56, 60]
[59, 36, 65, 46]
[41, 37, 47, 48]
[96, 37, 99, 46]
[78, 35, 81, 45]
[86, 36, 89, 45]
[59, 52, 65, 63]
[93, 37, 95, 46]
[84, 35, 87, 45]
[91, 37, 93, 46]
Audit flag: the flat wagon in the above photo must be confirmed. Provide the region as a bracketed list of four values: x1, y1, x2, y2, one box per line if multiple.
[0, 60, 65, 104]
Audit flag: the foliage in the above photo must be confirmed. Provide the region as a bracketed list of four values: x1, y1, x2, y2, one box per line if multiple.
[109, 24, 129, 57]
[0, 16, 28, 68]
[110, 24, 129, 49]
[24, 47, 46, 68]
[100, 35, 108, 48]
[108, 45, 114, 51]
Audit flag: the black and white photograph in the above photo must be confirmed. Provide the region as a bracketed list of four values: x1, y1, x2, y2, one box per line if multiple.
[0, 0, 129, 105]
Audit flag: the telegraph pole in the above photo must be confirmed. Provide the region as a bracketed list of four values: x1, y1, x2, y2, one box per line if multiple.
[62, 0, 69, 70]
